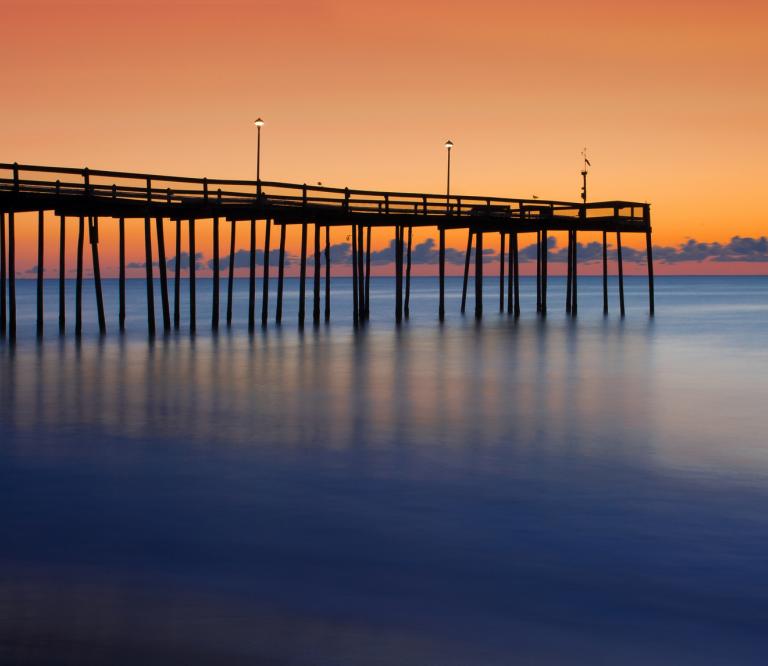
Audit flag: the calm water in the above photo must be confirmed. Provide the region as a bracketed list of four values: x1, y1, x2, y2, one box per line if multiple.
[1, 276, 767, 665]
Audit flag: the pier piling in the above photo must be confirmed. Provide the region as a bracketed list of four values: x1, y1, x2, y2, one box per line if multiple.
[404, 225, 412, 319]
[89, 217, 106, 334]
[571, 230, 578, 316]
[156, 217, 171, 332]
[75, 216, 83, 336]
[299, 221, 307, 327]
[248, 218, 256, 330]
[189, 219, 196, 333]
[173, 219, 180, 330]
[602, 230, 608, 314]
[144, 217, 155, 336]
[212, 216, 219, 330]
[1, 212, 6, 337]
[262, 218, 271, 326]
[461, 230, 472, 314]
[475, 230, 483, 320]
[59, 215, 66, 333]
[36, 210, 44, 337]
[227, 219, 236, 326]
[324, 225, 331, 322]
[313, 221, 321, 324]
[276, 223, 286, 324]
[499, 232, 505, 313]
[617, 231, 625, 316]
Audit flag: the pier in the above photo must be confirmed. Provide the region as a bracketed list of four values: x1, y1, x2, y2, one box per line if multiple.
[0, 162, 654, 338]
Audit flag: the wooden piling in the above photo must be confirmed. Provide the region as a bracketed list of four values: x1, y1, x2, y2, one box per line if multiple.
[262, 218, 271, 326]
[276, 223, 286, 324]
[602, 230, 608, 314]
[566, 230, 573, 314]
[404, 225, 412, 319]
[0, 212, 6, 336]
[395, 226, 403, 324]
[645, 206, 654, 316]
[248, 218, 256, 330]
[74, 215, 83, 336]
[156, 217, 170, 331]
[357, 224, 365, 318]
[212, 216, 219, 330]
[617, 231, 625, 316]
[58, 215, 65, 333]
[189, 219, 196, 332]
[475, 230, 483, 319]
[571, 231, 578, 316]
[499, 232, 505, 313]
[541, 228, 548, 315]
[36, 210, 44, 337]
[89, 217, 106, 334]
[536, 230, 541, 313]
[227, 219, 236, 326]
[507, 232, 514, 314]
[298, 221, 307, 327]
[313, 221, 321, 324]
[351, 223, 359, 326]
[324, 225, 331, 322]
[8, 212, 15, 339]
[461, 229, 472, 314]
[144, 217, 155, 335]
[173, 219, 180, 330]
[439, 227, 445, 321]
[512, 232, 520, 318]
[364, 225, 371, 320]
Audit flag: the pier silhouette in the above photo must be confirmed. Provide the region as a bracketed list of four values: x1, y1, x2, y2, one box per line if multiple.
[0, 162, 654, 338]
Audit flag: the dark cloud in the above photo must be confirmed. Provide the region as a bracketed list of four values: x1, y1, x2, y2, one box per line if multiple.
[167, 252, 206, 270]
[210, 249, 294, 270]
[651, 237, 768, 264]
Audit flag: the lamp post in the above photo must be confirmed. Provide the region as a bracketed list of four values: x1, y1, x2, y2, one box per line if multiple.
[445, 139, 453, 213]
[254, 117, 264, 195]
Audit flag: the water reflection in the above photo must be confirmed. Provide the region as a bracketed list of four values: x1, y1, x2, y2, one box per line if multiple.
[1, 277, 767, 664]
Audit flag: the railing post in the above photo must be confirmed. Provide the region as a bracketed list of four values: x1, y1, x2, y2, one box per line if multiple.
[13, 163, 19, 192]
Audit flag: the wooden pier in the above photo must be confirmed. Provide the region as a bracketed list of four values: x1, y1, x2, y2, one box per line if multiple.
[0, 162, 654, 338]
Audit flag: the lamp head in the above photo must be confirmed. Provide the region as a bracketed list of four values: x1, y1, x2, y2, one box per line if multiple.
[445, 140, 453, 150]
[254, 118, 265, 128]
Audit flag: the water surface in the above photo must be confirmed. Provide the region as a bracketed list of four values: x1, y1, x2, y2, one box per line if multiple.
[1, 276, 767, 664]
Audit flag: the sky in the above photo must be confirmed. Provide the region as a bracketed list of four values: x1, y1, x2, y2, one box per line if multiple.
[3, 0, 767, 275]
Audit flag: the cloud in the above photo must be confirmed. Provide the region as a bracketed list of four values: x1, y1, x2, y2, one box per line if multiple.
[209, 248, 295, 270]
[167, 252, 206, 270]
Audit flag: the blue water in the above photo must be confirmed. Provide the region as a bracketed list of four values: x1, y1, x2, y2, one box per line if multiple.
[1, 276, 767, 664]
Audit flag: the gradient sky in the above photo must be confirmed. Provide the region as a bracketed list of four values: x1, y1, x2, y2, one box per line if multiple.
[4, 0, 767, 275]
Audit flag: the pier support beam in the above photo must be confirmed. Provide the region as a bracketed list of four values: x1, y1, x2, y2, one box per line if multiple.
[89, 217, 106, 334]
[499, 232, 505, 313]
[299, 221, 307, 327]
[262, 218, 271, 326]
[173, 219, 180, 330]
[276, 223, 286, 324]
[144, 217, 155, 336]
[438, 227, 445, 321]
[351, 223, 359, 326]
[324, 224, 331, 323]
[36, 210, 44, 337]
[120, 218, 127, 331]
[513, 232, 520, 317]
[59, 215, 66, 333]
[248, 219, 256, 330]
[189, 219, 196, 333]
[212, 216, 219, 330]
[156, 217, 170, 332]
[0, 212, 6, 337]
[357, 224, 365, 319]
[602, 230, 608, 314]
[8, 212, 15, 339]
[475, 230, 483, 320]
[536, 230, 541, 313]
[507, 232, 514, 314]
[541, 228, 548, 315]
[395, 225, 403, 324]
[566, 231, 573, 314]
[645, 206, 654, 316]
[571, 230, 578, 316]
[404, 226, 412, 319]
[313, 221, 321, 324]
[75, 215, 83, 336]
[324, 225, 331, 322]
[617, 231, 625, 316]
[364, 225, 371, 320]
[227, 219, 236, 326]
[461, 229, 472, 314]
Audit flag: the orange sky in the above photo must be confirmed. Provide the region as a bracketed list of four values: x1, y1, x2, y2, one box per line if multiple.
[4, 0, 767, 275]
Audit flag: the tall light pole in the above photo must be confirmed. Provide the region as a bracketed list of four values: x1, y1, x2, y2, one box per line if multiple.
[254, 117, 264, 195]
[445, 139, 453, 213]
[440, 139, 453, 321]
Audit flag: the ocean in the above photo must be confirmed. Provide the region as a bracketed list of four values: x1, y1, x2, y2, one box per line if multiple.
[1, 275, 767, 664]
